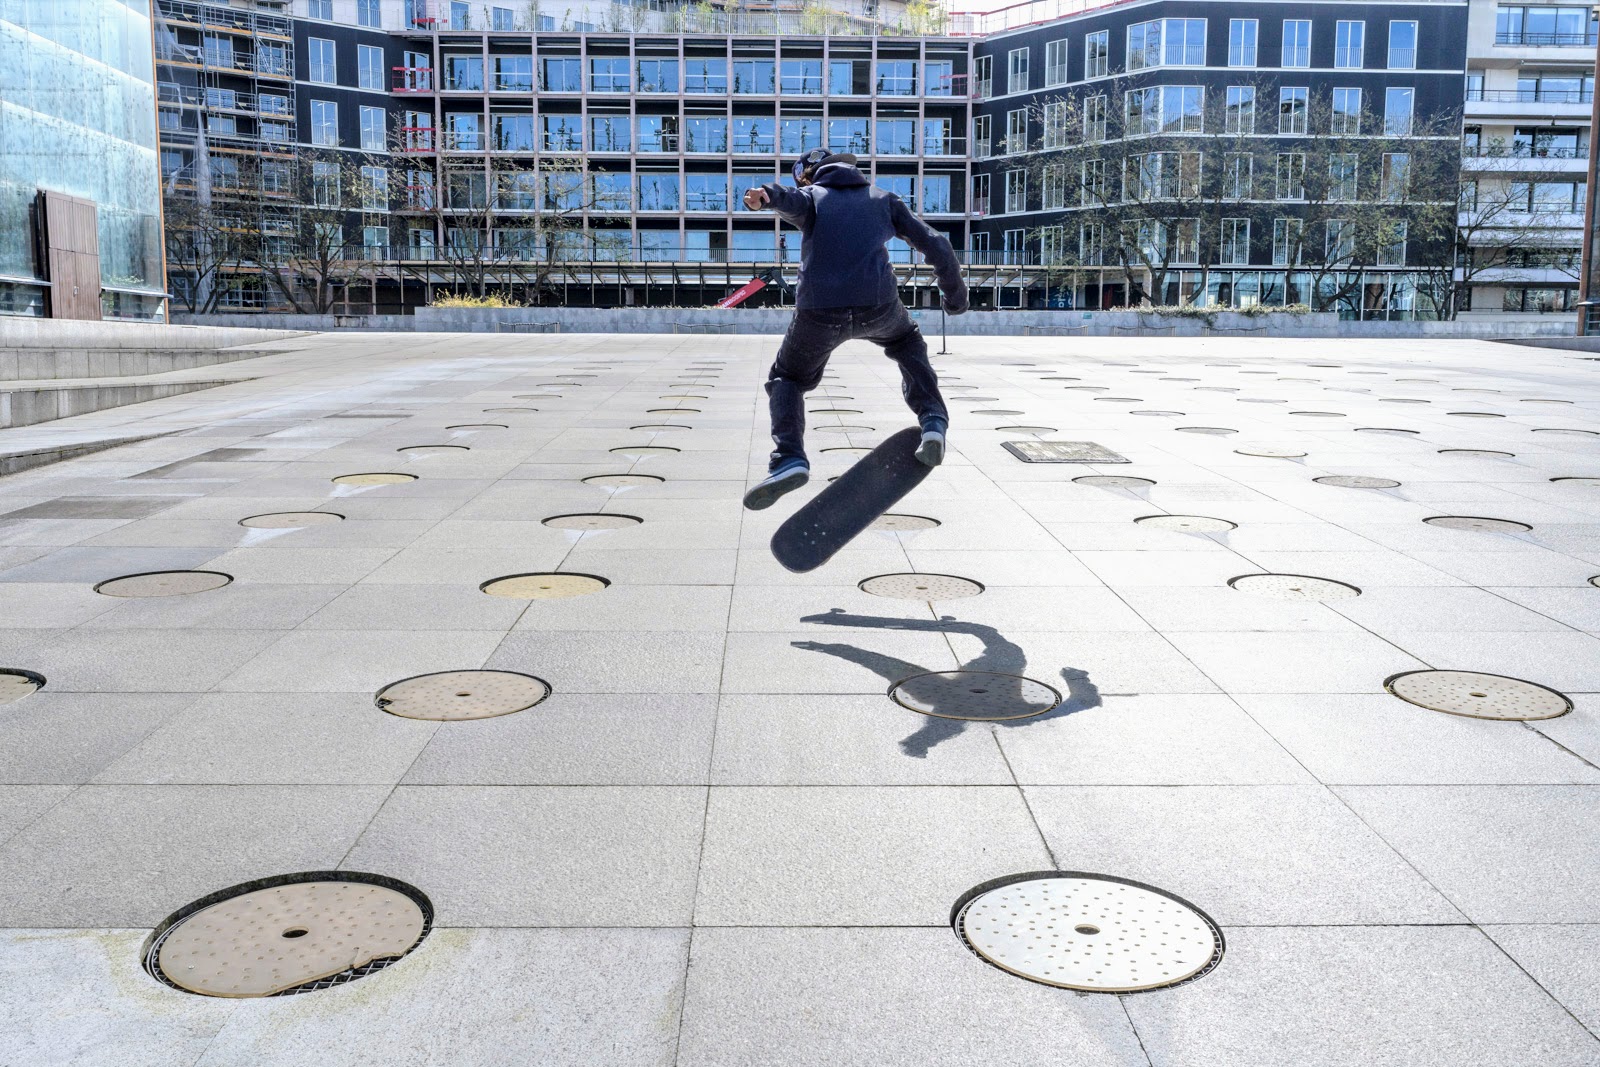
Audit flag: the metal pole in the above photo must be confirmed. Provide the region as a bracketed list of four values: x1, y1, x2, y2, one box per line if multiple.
[1578, 8, 1600, 334]
[938, 308, 950, 355]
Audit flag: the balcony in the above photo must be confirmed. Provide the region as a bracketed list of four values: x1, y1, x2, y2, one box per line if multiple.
[1495, 31, 1598, 45]
[1461, 147, 1590, 174]
[1466, 88, 1593, 121]
[392, 67, 435, 92]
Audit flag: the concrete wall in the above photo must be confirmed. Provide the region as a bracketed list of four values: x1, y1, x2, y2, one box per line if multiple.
[1, 317, 305, 352]
[0, 380, 242, 429]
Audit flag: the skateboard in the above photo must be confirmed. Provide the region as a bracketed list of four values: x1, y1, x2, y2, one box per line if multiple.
[771, 426, 932, 573]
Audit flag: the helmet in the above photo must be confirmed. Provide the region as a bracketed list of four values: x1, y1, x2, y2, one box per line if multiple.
[792, 148, 857, 184]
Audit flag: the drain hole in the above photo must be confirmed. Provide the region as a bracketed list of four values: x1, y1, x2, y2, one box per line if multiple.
[1075, 924, 1100, 936]
[281, 927, 309, 939]
[0, 668, 46, 706]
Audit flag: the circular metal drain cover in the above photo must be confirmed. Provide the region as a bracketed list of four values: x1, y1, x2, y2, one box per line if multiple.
[1135, 515, 1236, 533]
[1386, 670, 1570, 721]
[376, 669, 550, 721]
[974, 409, 1025, 416]
[1074, 475, 1155, 488]
[1175, 427, 1237, 435]
[1449, 412, 1504, 419]
[1314, 475, 1401, 489]
[446, 423, 507, 430]
[1290, 411, 1345, 418]
[997, 425, 1057, 434]
[954, 872, 1223, 993]
[1355, 427, 1419, 435]
[822, 446, 872, 456]
[1234, 447, 1306, 458]
[1551, 476, 1600, 484]
[542, 513, 641, 530]
[0, 669, 45, 706]
[648, 408, 700, 414]
[1534, 428, 1597, 436]
[1424, 515, 1531, 533]
[609, 446, 679, 456]
[1228, 573, 1360, 601]
[630, 424, 691, 431]
[481, 572, 608, 598]
[812, 425, 876, 433]
[482, 407, 537, 413]
[239, 512, 343, 529]
[890, 670, 1060, 720]
[859, 573, 984, 600]
[659, 394, 706, 400]
[1093, 397, 1143, 403]
[148, 874, 430, 998]
[809, 408, 863, 415]
[1440, 449, 1514, 458]
[583, 473, 663, 487]
[871, 513, 940, 531]
[397, 445, 468, 456]
[1131, 410, 1185, 416]
[95, 571, 233, 598]
[1381, 398, 1429, 404]
[333, 473, 416, 486]
[951, 396, 999, 402]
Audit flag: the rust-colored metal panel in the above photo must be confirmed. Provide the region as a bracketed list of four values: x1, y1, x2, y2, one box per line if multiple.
[39, 191, 101, 320]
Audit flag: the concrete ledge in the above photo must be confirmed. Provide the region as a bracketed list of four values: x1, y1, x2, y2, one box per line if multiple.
[0, 317, 306, 352]
[0, 379, 245, 429]
[0, 348, 292, 382]
[0, 433, 172, 477]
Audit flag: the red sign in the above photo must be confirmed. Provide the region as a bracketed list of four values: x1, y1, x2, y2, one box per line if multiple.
[715, 277, 768, 309]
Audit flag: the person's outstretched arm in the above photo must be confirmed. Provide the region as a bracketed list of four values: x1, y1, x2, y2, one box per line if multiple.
[744, 184, 813, 229]
[889, 197, 968, 314]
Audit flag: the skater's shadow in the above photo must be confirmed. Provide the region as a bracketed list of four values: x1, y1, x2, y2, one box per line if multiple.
[791, 608, 1102, 758]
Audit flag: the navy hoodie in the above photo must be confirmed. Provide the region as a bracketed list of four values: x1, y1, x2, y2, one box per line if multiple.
[759, 164, 968, 311]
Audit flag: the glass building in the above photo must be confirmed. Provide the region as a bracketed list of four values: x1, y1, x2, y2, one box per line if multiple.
[0, 0, 167, 319]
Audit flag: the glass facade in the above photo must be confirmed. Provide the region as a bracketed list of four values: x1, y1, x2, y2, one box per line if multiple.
[0, 0, 165, 318]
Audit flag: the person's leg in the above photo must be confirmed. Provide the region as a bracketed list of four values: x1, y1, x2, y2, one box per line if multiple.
[763, 308, 847, 470]
[855, 301, 949, 464]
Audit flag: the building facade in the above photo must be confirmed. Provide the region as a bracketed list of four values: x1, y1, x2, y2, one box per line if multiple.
[0, 0, 167, 320]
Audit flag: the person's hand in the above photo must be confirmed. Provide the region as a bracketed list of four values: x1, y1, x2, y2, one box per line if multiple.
[743, 187, 769, 210]
[941, 292, 968, 316]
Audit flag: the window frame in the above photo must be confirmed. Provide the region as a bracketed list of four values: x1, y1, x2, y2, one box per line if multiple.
[1282, 20, 1312, 68]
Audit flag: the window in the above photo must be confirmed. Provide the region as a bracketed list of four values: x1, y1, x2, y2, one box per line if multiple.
[782, 59, 824, 94]
[358, 0, 381, 26]
[492, 6, 514, 29]
[258, 43, 288, 76]
[1084, 30, 1109, 78]
[734, 116, 775, 153]
[1040, 225, 1067, 265]
[541, 114, 580, 151]
[591, 57, 629, 92]
[360, 105, 385, 150]
[1171, 219, 1199, 264]
[1282, 20, 1311, 67]
[1225, 86, 1255, 133]
[1329, 153, 1358, 200]
[1272, 218, 1302, 264]
[1388, 20, 1417, 68]
[974, 54, 993, 97]
[308, 0, 331, 18]
[1221, 219, 1250, 265]
[1326, 219, 1356, 262]
[877, 118, 915, 155]
[590, 115, 630, 152]
[685, 59, 726, 93]
[1005, 169, 1027, 213]
[309, 37, 335, 84]
[1084, 95, 1106, 141]
[781, 117, 822, 153]
[926, 60, 954, 96]
[1128, 18, 1206, 69]
[685, 116, 728, 152]
[1495, 5, 1598, 46]
[1008, 48, 1029, 94]
[1223, 153, 1251, 198]
[358, 44, 384, 90]
[972, 172, 991, 215]
[1228, 19, 1257, 66]
[360, 165, 388, 211]
[733, 59, 775, 94]
[312, 160, 339, 206]
[974, 114, 992, 157]
[1003, 229, 1026, 265]
[207, 114, 237, 136]
[1279, 87, 1307, 134]
[877, 60, 916, 95]
[1043, 101, 1068, 149]
[924, 117, 955, 155]
[1081, 158, 1104, 204]
[1126, 86, 1204, 136]
[685, 173, 728, 212]
[1335, 21, 1364, 68]
[639, 59, 679, 93]
[923, 174, 952, 213]
[1128, 21, 1159, 71]
[262, 121, 290, 143]
[261, 160, 290, 192]
[1080, 222, 1104, 265]
[1276, 153, 1305, 199]
[495, 56, 533, 92]
[1384, 87, 1414, 135]
[494, 114, 534, 151]
[1043, 164, 1067, 209]
[261, 94, 290, 116]
[310, 99, 337, 145]
[1332, 88, 1361, 134]
[446, 55, 483, 91]
[1006, 109, 1027, 153]
[1381, 153, 1410, 200]
[638, 173, 680, 211]
[1128, 152, 1199, 198]
[828, 117, 869, 154]
[540, 57, 582, 92]
[446, 112, 482, 150]
[1045, 39, 1068, 87]
[1460, 179, 1478, 211]
[592, 173, 631, 211]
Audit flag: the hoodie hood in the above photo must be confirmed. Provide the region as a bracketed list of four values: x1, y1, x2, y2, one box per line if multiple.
[811, 163, 870, 188]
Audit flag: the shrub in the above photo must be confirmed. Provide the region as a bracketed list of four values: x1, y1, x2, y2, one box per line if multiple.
[428, 292, 526, 308]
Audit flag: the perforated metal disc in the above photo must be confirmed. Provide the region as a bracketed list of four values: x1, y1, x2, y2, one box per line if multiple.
[809, 408, 863, 415]
[542, 513, 642, 530]
[481, 572, 609, 599]
[890, 670, 1060, 720]
[1229, 573, 1361, 601]
[376, 669, 550, 721]
[996, 425, 1057, 434]
[1135, 514, 1236, 533]
[397, 445, 468, 455]
[239, 512, 344, 529]
[1535, 428, 1597, 436]
[1424, 515, 1531, 533]
[1355, 427, 1419, 435]
[1131, 410, 1185, 416]
[859, 573, 984, 600]
[1440, 449, 1514, 458]
[973, 409, 1025, 416]
[1314, 475, 1401, 489]
[822, 446, 872, 455]
[95, 571, 233, 598]
[583, 474, 664, 487]
[482, 407, 538, 413]
[152, 879, 428, 998]
[1551, 477, 1600, 484]
[0, 669, 44, 706]
[950, 396, 998, 402]
[1234, 447, 1307, 458]
[1449, 412, 1504, 419]
[333, 473, 416, 485]
[659, 394, 706, 400]
[871, 513, 940, 531]
[812, 425, 876, 433]
[609, 446, 679, 455]
[1176, 427, 1237, 435]
[1291, 411, 1345, 418]
[1074, 475, 1155, 488]
[1386, 669, 1570, 721]
[956, 873, 1222, 993]
[630, 424, 691, 431]
[446, 423, 508, 430]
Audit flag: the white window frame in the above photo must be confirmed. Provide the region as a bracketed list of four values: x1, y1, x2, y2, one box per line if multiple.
[1378, 221, 1407, 266]
[1002, 228, 1026, 265]
[1326, 219, 1356, 262]
[1004, 169, 1027, 213]
[1225, 86, 1255, 133]
[1221, 218, 1250, 265]
[1008, 48, 1029, 94]
[1005, 108, 1027, 153]
[1329, 153, 1359, 201]
[1334, 21, 1364, 69]
[1388, 20, 1418, 70]
[1084, 94, 1107, 141]
[310, 98, 338, 146]
[1282, 20, 1311, 68]
[360, 105, 385, 150]
[358, 44, 385, 90]
[308, 37, 336, 84]
[1045, 39, 1068, 87]
[1228, 19, 1257, 67]
[1043, 101, 1068, 149]
[357, 0, 381, 27]
[1279, 86, 1308, 134]
[973, 114, 992, 158]
[1384, 86, 1414, 135]
[1223, 152, 1251, 198]
[1273, 217, 1302, 265]
[1276, 152, 1305, 200]
[971, 172, 991, 214]
[1081, 157, 1104, 204]
[1331, 87, 1361, 134]
[1043, 163, 1067, 209]
[1084, 30, 1109, 78]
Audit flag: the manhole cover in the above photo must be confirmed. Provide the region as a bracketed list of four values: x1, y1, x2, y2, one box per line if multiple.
[871, 513, 940, 531]
[630, 424, 691, 431]
[1234, 447, 1306, 458]
[997, 425, 1057, 434]
[1131, 410, 1185, 416]
[973, 409, 1025, 416]
[1314, 475, 1401, 489]
[1093, 397, 1143, 402]
[648, 408, 700, 414]
[809, 408, 863, 415]
[1522, 399, 1572, 404]
[1290, 411, 1345, 418]
[889, 670, 1061, 721]
[239, 512, 344, 529]
[583, 474, 663, 487]
[542, 513, 642, 530]
[812, 425, 876, 433]
[954, 872, 1223, 993]
[822, 446, 872, 456]
[332, 473, 416, 486]
[1236, 398, 1287, 404]
[95, 571, 233, 598]
[1004, 441, 1128, 464]
[1386, 670, 1570, 721]
[1074, 475, 1155, 488]
[1175, 427, 1237, 435]
[446, 423, 507, 430]
[147, 874, 430, 998]
[481, 572, 609, 598]
[1439, 449, 1514, 458]
[376, 669, 550, 721]
[659, 394, 706, 400]
[1551, 477, 1600, 484]
[1381, 399, 1429, 404]
[1354, 428, 1419, 435]
[1534, 428, 1596, 436]
[397, 445, 469, 455]
[1449, 412, 1504, 419]
[0, 669, 45, 706]
[1424, 515, 1531, 533]
[609, 446, 679, 456]
[482, 407, 537, 413]
[859, 573, 984, 600]
[1135, 515, 1236, 533]
[515, 394, 561, 399]
[1228, 573, 1360, 600]
[951, 396, 999, 402]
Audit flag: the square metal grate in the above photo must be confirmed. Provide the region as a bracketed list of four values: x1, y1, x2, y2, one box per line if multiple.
[1003, 441, 1129, 464]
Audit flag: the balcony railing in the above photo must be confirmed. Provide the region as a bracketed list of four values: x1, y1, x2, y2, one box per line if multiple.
[1467, 88, 1593, 103]
[392, 67, 435, 92]
[1495, 31, 1598, 45]
[1465, 143, 1585, 158]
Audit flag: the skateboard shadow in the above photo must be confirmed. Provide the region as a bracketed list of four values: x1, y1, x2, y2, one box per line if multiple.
[791, 608, 1102, 758]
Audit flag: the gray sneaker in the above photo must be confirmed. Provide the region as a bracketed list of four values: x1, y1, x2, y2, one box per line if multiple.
[914, 429, 945, 467]
[743, 461, 810, 510]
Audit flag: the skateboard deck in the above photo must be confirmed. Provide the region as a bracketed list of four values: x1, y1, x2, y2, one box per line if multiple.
[771, 426, 932, 573]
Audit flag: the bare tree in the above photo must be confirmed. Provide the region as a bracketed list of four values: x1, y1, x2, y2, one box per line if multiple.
[163, 193, 260, 314]
[256, 148, 373, 314]
[1423, 171, 1581, 319]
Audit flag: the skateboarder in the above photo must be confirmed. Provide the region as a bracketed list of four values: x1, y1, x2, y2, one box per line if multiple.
[740, 147, 968, 510]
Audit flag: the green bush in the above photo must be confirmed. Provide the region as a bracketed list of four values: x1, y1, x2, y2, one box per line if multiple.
[428, 292, 526, 308]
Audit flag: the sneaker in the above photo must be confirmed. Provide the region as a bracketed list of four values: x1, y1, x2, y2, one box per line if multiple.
[914, 429, 945, 467]
[743, 461, 810, 511]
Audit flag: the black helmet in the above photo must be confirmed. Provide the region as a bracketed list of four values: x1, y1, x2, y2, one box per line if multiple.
[792, 148, 857, 184]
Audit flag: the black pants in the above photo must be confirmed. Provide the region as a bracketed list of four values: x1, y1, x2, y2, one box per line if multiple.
[763, 301, 948, 471]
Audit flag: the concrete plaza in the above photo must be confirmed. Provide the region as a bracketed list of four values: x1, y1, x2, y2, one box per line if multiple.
[1, 330, 1599, 1065]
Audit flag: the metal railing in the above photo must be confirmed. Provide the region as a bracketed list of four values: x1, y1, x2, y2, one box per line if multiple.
[1465, 143, 1584, 159]
[160, 0, 292, 37]
[1495, 31, 1598, 45]
[1467, 88, 1593, 103]
[496, 320, 561, 332]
